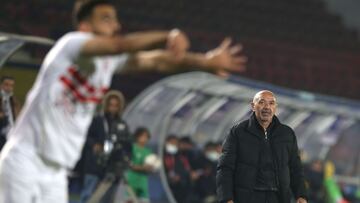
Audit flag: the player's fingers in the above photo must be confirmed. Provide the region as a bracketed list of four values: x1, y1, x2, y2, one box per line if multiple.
[228, 63, 247, 72]
[232, 56, 248, 64]
[166, 39, 175, 51]
[170, 36, 189, 54]
[220, 37, 232, 50]
[229, 44, 243, 55]
[175, 32, 190, 51]
[225, 57, 247, 72]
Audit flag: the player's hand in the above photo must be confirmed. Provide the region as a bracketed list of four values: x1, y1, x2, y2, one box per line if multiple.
[166, 29, 190, 61]
[226, 200, 234, 203]
[93, 143, 103, 154]
[296, 197, 307, 203]
[205, 37, 247, 73]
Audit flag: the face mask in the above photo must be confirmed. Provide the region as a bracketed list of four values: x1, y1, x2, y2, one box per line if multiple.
[206, 151, 220, 162]
[166, 144, 178, 154]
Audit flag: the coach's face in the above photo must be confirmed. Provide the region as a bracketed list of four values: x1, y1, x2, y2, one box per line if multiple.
[251, 91, 277, 123]
[89, 5, 121, 37]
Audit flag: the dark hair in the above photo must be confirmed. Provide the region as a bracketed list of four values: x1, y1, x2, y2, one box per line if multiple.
[166, 135, 178, 142]
[179, 136, 193, 145]
[72, 0, 114, 27]
[204, 141, 215, 150]
[134, 127, 150, 140]
[0, 76, 15, 83]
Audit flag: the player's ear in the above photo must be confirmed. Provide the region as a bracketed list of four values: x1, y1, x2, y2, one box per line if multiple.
[78, 21, 92, 32]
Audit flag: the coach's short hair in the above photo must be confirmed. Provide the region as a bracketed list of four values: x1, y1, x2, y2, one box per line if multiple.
[72, 0, 114, 27]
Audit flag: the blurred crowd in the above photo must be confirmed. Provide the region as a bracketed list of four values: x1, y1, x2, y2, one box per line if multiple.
[164, 136, 221, 203]
[68, 87, 224, 203]
[65, 87, 223, 203]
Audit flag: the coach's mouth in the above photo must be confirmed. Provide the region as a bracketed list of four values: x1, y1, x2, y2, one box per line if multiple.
[261, 110, 272, 117]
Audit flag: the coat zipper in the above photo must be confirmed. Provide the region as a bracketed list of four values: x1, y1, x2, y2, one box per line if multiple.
[265, 130, 268, 140]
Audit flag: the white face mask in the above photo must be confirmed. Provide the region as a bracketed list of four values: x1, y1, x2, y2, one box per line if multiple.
[206, 151, 220, 162]
[165, 144, 178, 154]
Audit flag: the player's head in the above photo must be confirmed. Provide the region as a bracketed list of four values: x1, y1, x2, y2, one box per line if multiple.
[73, 0, 121, 36]
[0, 76, 15, 95]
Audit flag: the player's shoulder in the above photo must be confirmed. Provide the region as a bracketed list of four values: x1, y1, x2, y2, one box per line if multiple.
[55, 31, 93, 47]
[46, 31, 94, 60]
[61, 31, 93, 40]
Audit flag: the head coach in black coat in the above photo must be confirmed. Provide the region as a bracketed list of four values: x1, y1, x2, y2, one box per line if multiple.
[216, 90, 308, 203]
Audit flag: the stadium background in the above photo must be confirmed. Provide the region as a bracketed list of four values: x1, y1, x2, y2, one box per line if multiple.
[1, 0, 360, 102]
[0, 0, 359, 203]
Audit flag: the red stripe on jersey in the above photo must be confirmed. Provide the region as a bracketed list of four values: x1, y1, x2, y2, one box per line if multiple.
[67, 67, 96, 93]
[60, 76, 105, 104]
[100, 87, 109, 93]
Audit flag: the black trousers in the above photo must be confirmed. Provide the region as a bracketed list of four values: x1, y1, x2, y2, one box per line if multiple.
[252, 191, 279, 203]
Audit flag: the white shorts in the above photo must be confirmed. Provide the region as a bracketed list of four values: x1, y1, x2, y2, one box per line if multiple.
[0, 146, 68, 203]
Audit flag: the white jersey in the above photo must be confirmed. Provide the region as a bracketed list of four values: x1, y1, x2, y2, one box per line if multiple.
[5, 32, 128, 168]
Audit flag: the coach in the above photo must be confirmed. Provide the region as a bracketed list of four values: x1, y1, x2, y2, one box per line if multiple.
[216, 90, 308, 203]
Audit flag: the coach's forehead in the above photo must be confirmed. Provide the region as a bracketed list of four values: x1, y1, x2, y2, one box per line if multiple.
[253, 90, 276, 102]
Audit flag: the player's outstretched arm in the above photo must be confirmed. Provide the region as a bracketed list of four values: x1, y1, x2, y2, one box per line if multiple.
[122, 38, 247, 74]
[80, 29, 189, 57]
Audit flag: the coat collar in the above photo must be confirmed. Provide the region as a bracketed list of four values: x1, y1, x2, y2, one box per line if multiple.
[246, 112, 280, 139]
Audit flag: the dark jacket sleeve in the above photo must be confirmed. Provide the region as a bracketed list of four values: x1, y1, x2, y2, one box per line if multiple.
[216, 126, 238, 203]
[87, 116, 105, 145]
[288, 129, 308, 200]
